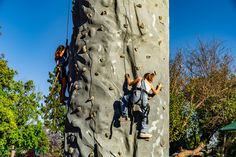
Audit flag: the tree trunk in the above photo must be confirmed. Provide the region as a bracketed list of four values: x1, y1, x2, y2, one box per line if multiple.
[10, 145, 15, 157]
[65, 0, 169, 156]
[176, 143, 205, 157]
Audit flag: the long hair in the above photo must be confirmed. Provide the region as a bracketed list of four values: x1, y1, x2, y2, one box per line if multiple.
[55, 45, 65, 59]
[144, 72, 156, 83]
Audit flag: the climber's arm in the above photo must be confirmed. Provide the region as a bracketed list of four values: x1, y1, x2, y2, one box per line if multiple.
[150, 83, 162, 95]
[125, 74, 141, 86]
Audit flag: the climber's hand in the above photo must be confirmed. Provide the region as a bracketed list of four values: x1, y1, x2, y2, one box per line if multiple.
[125, 73, 130, 79]
[156, 83, 162, 90]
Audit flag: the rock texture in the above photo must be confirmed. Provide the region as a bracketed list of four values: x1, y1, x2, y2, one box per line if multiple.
[65, 0, 169, 156]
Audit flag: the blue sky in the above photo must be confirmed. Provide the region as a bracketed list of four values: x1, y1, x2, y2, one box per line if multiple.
[170, 0, 236, 57]
[1, 0, 236, 95]
[0, 0, 72, 95]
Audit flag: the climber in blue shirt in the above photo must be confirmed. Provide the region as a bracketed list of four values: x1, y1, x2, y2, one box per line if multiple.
[55, 44, 69, 104]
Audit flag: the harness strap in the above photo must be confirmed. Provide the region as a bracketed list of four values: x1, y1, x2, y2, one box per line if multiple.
[136, 87, 149, 95]
[133, 79, 148, 104]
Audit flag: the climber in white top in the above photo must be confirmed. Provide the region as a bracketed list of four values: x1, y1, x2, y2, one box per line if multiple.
[120, 71, 162, 138]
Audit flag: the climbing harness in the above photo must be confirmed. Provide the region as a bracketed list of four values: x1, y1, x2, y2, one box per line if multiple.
[130, 79, 148, 105]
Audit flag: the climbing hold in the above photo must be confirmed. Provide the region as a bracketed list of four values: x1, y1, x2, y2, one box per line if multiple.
[81, 31, 87, 39]
[138, 23, 144, 29]
[89, 96, 94, 101]
[158, 40, 162, 45]
[88, 152, 94, 157]
[88, 28, 96, 37]
[82, 67, 87, 72]
[97, 25, 104, 31]
[163, 57, 166, 60]
[134, 47, 138, 52]
[135, 66, 141, 71]
[90, 111, 96, 118]
[123, 24, 128, 28]
[77, 106, 82, 112]
[162, 106, 166, 110]
[82, 45, 87, 53]
[160, 140, 165, 147]
[155, 4, 158, 7]
[81, 30, 87, 36]
[120, 54, 125, 58]
[74, 84, 80, 90]
[87, 13, 92, 18]
[105, 133, 109, 138]
[75, 64, 79, 71]
[109, 87, 114, 90]
[95, 72, 99, 76]
[146, 55, 151, 59]
[118, 152, 121, 156]
[159, 16, 165, 24]
[100, 11, 107, 15]
[69, 147, 75, 154]
[136, 4, 142, 8]
[100, 58, 105, 62]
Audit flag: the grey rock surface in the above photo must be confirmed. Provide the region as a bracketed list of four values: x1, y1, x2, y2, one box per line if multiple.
[65, 0, 169, 156]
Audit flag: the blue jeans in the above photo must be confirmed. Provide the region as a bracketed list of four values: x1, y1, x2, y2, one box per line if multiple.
[140, 103, 149, 133]
[120, 94, 130, 117]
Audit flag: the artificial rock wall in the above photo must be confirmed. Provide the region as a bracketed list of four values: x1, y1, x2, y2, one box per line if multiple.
[65, 0, 169, 156]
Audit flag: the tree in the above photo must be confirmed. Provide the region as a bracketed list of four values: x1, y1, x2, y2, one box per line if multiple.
[170, 40, 236, 155]
[0, 54, 48, 154]
[41, 69, 66, 156]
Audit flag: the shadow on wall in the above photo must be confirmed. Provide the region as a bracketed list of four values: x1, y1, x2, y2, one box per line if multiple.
[109, 79, 145, 139]
[72, 0, 90, 28]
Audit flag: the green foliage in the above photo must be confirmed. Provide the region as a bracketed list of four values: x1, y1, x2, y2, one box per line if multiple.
[169, 92, 186, 142]
[42, 69, 66, 133]
[225, 134, 236, 156]
[170, 40, 236, 155]
[0, 55, 48, 150]
[41, 68, 66, 156]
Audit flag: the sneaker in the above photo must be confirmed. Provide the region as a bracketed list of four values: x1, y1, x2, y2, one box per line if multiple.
[119, 116, 130, 122]
[139, 132, 152, 138]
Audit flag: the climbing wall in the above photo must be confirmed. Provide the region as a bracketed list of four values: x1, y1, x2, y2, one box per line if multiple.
[65, 0, 169, 156]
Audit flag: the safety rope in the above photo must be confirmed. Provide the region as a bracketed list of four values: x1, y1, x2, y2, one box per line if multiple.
[66, 0, 71, 43]
[49, 70, 60, 97]
[122, 0, 139, 77]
